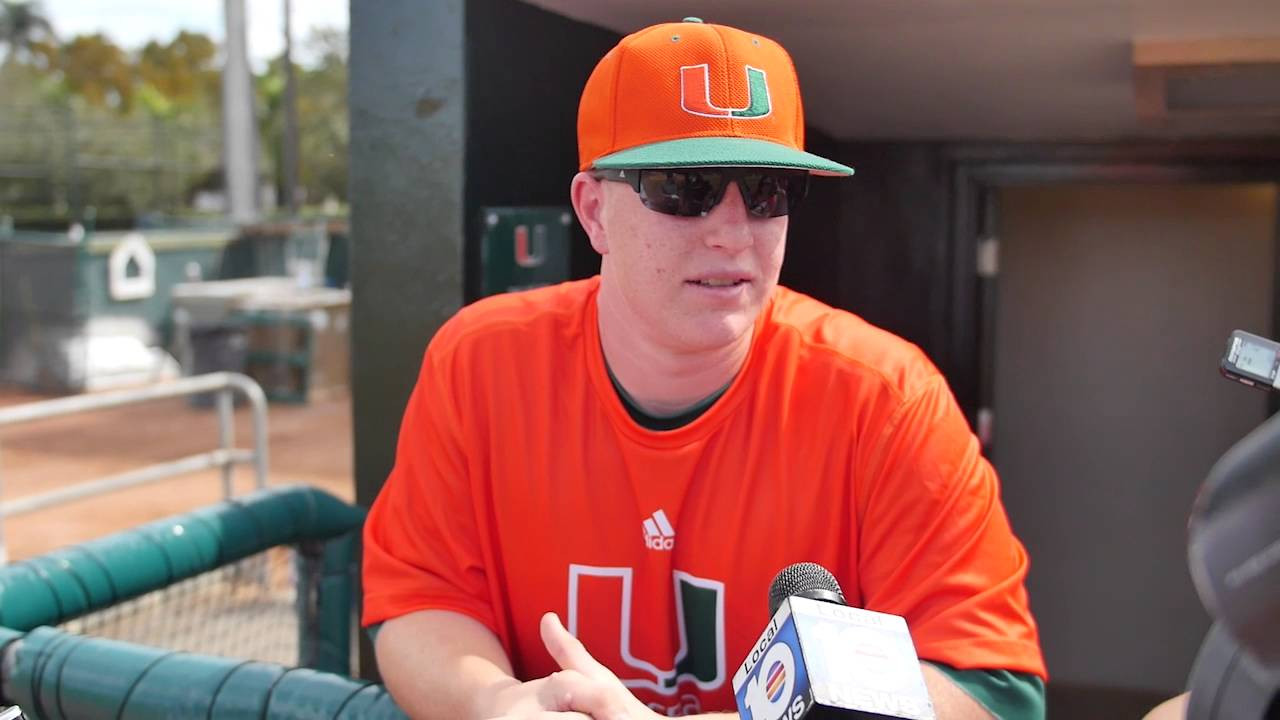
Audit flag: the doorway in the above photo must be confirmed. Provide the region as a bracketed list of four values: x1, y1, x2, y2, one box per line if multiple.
[988, 181, 1279, 711]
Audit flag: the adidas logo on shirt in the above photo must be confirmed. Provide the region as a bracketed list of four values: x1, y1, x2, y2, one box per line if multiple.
[642, 509, 676, 551]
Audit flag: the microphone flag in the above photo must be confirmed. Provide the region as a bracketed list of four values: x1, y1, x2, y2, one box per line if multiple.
[732, 595, 936, 720]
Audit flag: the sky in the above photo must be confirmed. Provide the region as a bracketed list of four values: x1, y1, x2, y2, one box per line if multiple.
[39, 0, 348, 69]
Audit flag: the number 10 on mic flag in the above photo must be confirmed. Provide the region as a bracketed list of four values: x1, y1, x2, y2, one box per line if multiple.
[732, 596, 936, 720]
[733, 599, 811, 720]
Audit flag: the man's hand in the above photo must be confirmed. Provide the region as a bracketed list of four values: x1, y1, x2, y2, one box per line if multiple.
[478, 613, 658, 720]
[475, 673, 594, 719]
[539, 612, 660, 719]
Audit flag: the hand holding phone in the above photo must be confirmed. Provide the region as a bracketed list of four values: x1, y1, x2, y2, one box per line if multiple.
[1220, 330, 1280, 390]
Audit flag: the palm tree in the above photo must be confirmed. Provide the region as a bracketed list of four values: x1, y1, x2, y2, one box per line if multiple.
[0, 0, 56, 67]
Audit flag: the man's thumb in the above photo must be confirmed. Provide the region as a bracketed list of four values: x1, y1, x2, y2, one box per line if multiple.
[541, 612, 609, 679]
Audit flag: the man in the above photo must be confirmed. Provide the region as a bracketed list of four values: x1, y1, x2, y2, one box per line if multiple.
[364, 17, 1046, 720]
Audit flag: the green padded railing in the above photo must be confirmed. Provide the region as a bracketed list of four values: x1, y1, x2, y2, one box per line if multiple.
[0, 626, 405, 719]
[0, 486, 360, 647]
[0, 486, 409, 719]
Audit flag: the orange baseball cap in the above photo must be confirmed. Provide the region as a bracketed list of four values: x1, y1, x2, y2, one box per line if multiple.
[578, 18, 852, 176]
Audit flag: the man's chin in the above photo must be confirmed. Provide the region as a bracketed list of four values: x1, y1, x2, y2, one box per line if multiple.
[674, 313, 757, 352]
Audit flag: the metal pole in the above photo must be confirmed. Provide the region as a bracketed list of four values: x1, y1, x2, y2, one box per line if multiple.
[296, 538, 323, 669]
[0, 373, 262, 425]
[0, 373, 271, 565]
[0, 443, 7, 566]
[250, 382, 269, 490]
[0, 373, 270, 491]
[282, 0, 300, 217]
[150, 114, 163, 212]
[63, 103, 80, 221]
[172, 307, 194, 374]
[2, 449, 254, 518]
[216, 388, 235, 497]
[222, 0, 258, 224]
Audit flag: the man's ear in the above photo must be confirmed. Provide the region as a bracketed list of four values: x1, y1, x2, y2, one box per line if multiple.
[570, 172, 609, 255]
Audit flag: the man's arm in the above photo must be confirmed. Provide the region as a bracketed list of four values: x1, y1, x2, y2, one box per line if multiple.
[1142, 693, 1188, 720]
[378, 610, 995, 720]
[921, 663, 995, 720]
[376, 610, 515, 720]
[855, 373, 1045, 684]
[377, 610, 639, 720]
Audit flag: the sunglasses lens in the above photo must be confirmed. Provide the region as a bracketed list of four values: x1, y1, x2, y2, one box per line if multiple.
[638, 170, 725, 217]
[627, 168, 809, 218]
[741, 171, 809, 218]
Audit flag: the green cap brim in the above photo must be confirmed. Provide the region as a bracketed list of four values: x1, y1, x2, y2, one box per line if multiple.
[592, 137, 853, 177]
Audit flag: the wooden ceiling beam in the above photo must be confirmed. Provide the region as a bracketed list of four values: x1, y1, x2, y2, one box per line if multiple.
[1132, 36, 1280, 128]
[1134, 37, 1280, 69]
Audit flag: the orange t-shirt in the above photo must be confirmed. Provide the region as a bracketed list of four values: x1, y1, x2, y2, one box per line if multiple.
[362, 277, 1045, 715]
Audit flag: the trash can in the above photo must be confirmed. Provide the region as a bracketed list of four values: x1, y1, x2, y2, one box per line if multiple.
[171, 278, 298, 406]
[170, 278, 349, 404]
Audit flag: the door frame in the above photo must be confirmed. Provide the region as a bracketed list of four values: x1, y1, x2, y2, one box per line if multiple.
[946, 141, 1280, 444]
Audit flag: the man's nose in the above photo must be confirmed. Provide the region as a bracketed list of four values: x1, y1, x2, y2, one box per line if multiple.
[702, 181, 753, 251]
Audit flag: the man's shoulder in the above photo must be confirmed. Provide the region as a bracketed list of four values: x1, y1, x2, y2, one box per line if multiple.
[428, 278, 596, 360]
[766, 286, 940, 399]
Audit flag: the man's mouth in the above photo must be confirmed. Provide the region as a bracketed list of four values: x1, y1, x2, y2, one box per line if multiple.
[688, 276, 751, 288]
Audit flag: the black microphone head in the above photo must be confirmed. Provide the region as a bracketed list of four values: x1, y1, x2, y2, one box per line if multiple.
[767, 562, 847, 616]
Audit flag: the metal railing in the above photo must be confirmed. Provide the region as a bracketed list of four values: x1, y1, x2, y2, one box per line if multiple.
[0, 372, 269, 564]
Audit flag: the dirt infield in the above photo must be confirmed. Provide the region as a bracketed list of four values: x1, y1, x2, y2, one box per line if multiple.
[0, 384, 356, 561]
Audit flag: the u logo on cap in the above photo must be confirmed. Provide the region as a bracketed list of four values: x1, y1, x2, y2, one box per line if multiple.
[680, 64, 772, 119]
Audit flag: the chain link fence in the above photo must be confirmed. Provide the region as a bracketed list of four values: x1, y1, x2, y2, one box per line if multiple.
[0, 102, 222, 227]
[57, 547, 301, 666]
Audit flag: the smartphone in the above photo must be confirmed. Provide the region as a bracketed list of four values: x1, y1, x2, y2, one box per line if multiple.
[1220, 330, 1280, 389]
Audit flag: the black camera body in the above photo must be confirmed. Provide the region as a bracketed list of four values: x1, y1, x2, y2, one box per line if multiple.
[1188, 409, 1280, 668]
[1185, 331, 1280, 719]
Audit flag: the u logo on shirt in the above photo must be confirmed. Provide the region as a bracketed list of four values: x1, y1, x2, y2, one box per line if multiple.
[567, 564, 726, 710]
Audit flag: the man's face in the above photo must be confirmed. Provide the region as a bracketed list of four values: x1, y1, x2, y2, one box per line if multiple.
[587, 174, 788, 352]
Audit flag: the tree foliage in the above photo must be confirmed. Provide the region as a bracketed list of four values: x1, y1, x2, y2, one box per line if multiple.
[0, 0, 56, 66]
[1, 14, 350, 224]
[138, 31, 220, 112]
[60, 32, 135, 111]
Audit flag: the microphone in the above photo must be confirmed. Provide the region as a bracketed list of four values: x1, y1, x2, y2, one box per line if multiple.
[732, 562, 936, 720]
[768, 563, 846, 615]
[1183, 400, 1280, 719]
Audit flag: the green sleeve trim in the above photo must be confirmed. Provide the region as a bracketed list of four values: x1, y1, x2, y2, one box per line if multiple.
[925, 661, 1045, 720]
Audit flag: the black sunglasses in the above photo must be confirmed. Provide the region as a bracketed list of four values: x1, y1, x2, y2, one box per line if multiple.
[592, 167, 810, 218]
